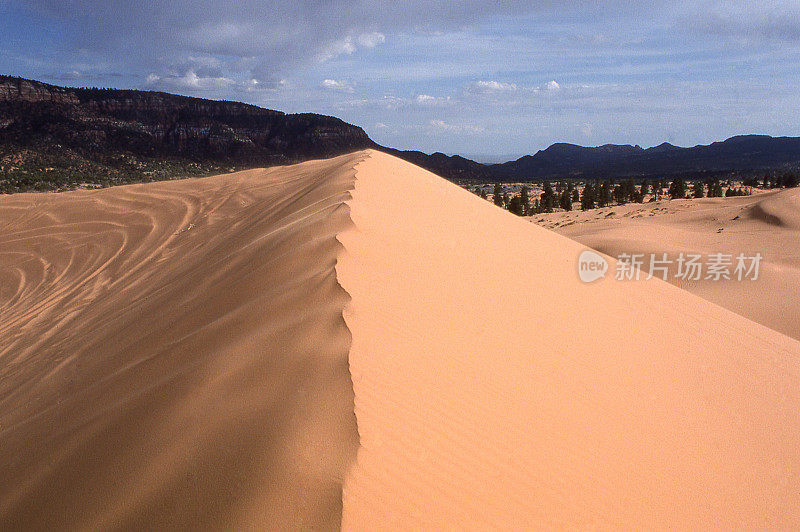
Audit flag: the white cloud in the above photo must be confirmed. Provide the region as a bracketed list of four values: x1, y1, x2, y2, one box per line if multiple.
[429, 119, 451, 129]
[242, 77, 291, 92]
[469, 80, 518, 93]
[415, 93, 451, 105]
[429, 119, 485, 134]
[316, 37, 357, 62]
[380, 95, 407, 109]
[545, 80, 561, 91]
[356, 32, 386, 48]
[316, 31, 386, 62]
[320, 78, 355, 93]
[145, 70, 235, 91]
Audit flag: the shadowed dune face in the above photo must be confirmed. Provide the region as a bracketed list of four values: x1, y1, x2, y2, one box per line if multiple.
[0, 153, 363, 529]
[540, 188, 800, 339]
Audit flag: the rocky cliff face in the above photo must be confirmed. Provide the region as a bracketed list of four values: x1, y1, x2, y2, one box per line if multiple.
[0, 77, 80, 104]
[0, 76, 376, 191]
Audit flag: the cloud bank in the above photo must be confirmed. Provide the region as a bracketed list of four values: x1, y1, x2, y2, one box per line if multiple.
[1, 0, 799, 156]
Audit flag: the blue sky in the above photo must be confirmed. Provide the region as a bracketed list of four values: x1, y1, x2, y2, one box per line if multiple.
[1, 0, 799, 161]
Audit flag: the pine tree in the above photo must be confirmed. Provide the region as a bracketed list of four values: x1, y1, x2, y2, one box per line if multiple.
[508, 195, 524, 216]
[626, 179, 636, 202]
[493, 183, 504, 207]
[597, 180, 612, 207]
[559, 189, 573, 211]
[693, 180, 704, 198]
[706, 177, 723, 197]
[613, 184, 626, 205]
[743, 176, 759, 187]
[581, 183, 596, 210]
[540, 181, 555, 213]
[520, 186, 530, 215]
[668, 177, 686, 199]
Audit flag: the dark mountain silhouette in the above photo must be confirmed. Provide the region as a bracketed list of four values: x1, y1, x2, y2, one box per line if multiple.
[381, 149, 489, 181]
[2, 75, 800, 192]
[647, 142, 680, 154]
[409, 136, 800, 182]
[493, 143, 645, 177]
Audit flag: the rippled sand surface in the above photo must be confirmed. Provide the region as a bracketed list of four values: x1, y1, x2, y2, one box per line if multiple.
[0, 153, 362, 529]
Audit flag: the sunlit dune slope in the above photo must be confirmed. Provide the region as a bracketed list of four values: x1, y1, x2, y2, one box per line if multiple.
[339, 150, 800, 529]
[0, 153, 363, 529]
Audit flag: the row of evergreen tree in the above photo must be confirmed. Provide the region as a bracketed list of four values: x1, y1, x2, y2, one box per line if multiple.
[477, 170, 798, 217]
[742, 171, 799, 189]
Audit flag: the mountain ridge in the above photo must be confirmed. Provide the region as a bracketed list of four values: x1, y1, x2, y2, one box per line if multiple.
[404, 134, 800, 182]
[0, 75, 377, 191]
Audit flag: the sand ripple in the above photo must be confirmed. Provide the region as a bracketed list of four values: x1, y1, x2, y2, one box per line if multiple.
[0, 154, 363, 529]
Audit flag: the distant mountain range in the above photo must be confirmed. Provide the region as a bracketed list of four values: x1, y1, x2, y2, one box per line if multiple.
[2, 75, 800, 191]
[394, 136, 800, 183]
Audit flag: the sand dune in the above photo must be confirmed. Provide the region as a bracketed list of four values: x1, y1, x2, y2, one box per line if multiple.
[339, 151, 800, 529]
[535, 189, 800, 339]
[2, 149, 800, 529]
[746, 188, 800, 229]
[0, 154, 363, 529]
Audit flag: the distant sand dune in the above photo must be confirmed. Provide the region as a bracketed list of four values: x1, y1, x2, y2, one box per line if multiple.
[745, 189, 800, 229]
[2, 150, 799, 529]
[539, 188, 800, 339]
